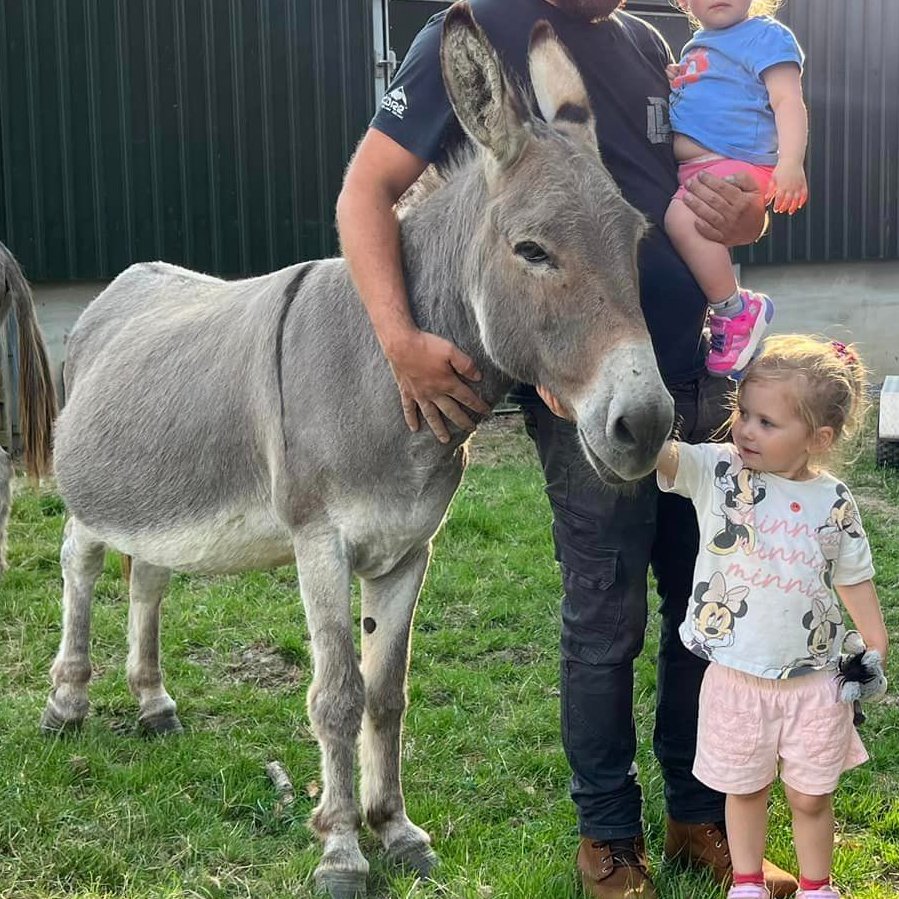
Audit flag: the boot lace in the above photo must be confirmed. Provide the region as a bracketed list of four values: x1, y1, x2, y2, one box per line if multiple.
[594, 838, 644, 869]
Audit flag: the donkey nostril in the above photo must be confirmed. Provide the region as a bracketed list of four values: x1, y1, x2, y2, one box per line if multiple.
[612, 415, 638, 447]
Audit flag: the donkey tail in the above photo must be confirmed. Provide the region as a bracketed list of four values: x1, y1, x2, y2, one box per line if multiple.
[0, 241, 57, 480]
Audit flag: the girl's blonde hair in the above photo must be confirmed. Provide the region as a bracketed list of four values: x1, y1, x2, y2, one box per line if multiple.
[731, 334, 869, 468]
[676, 0, 784, 29]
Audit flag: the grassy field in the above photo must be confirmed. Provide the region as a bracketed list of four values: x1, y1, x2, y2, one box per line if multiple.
[1, 417, 897, 899]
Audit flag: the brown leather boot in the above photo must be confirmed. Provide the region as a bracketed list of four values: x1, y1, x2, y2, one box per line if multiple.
[664, 818, 798, 898]
[577, 836, 657, 898]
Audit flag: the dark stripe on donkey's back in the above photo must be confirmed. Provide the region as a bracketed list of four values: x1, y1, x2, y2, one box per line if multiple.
[276, 263, 318, 453]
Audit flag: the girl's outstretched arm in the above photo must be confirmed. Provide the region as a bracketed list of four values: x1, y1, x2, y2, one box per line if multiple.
[837, 580, 889, 660]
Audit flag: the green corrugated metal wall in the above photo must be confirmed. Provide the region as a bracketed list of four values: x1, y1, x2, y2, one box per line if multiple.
[0, 0, 373, 279]
[0, 0, 897, 278]
[744, 0, 899, 264]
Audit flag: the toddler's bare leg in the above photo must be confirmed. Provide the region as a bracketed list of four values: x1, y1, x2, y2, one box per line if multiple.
[784, 784, 834, 883]
[665, 197, 739, 304]
[725, 785, 771, 876]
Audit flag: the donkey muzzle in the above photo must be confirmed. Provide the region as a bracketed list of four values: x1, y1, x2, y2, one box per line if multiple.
[574, 342, 674, 481]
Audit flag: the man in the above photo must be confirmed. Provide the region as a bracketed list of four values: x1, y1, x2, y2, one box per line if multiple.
[336, 2, 797, 897]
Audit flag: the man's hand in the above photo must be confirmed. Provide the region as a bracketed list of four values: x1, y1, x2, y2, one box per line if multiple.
[683, 170, 766, 247]
[766, 160, 808, 215]
[387, 329, 490, 444]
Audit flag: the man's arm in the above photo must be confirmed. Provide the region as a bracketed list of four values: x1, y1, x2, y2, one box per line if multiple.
[336, 129, 490, 444]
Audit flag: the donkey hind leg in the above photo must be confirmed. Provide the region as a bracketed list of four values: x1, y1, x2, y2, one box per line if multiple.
[127, 559, 181, 735]
[40, 517, 106, 733]
[359, 545, 437, 877]
[0, 445, 11, 575]
[295, 534, 368, 899]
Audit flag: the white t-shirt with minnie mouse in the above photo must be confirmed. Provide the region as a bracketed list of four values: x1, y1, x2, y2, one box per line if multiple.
[658, 442, 874, 679]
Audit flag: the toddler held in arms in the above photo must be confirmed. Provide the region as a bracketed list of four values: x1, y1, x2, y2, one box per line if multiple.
[667, 0, 807, 377]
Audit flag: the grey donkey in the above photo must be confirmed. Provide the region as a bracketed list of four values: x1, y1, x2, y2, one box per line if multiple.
[0, 241, 58, 575]
[43, 6, 674, 898]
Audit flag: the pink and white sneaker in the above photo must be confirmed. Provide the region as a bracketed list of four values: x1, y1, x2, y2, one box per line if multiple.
[727, 885, 771, 899]
[796, 889, 841, 899]
[707, 290, 775, 378]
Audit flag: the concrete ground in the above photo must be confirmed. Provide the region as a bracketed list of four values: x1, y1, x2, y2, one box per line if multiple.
[743, 260, 899, 379]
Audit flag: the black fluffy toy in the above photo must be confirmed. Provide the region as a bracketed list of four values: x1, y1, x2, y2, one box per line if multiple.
[836, 632, 888, 726]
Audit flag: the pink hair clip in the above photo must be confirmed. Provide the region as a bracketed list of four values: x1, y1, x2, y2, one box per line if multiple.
[831, 340, 858, 365]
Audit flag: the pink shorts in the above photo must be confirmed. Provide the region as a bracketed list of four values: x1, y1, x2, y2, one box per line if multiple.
[674, 154, 775, 200]
[694, 664, 868, 796]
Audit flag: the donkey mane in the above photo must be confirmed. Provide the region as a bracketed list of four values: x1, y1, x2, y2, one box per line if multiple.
[397, 145, 478, 214]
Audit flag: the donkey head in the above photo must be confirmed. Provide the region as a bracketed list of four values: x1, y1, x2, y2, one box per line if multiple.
[441, 5, 673, 481]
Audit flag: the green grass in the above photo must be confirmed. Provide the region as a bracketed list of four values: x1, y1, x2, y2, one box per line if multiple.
[1, 418, 897, 899]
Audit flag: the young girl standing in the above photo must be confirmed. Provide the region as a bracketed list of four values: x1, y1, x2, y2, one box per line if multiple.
[656, 335, 889, 899]
[666, 0, 807, 377]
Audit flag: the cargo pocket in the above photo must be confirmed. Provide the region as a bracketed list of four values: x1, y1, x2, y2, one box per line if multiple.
[559, 548, 632, 666]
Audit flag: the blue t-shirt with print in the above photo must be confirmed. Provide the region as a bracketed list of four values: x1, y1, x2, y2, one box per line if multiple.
[669, 16, 804, 166]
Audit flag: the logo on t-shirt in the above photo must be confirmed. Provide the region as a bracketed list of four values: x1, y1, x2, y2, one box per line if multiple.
[646, 97, 671, 145]
[672, 49, 710, 90]
[381, 85, 408, 120]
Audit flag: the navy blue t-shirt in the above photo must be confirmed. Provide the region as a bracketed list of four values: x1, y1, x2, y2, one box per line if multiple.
[371, 0, 708, 385]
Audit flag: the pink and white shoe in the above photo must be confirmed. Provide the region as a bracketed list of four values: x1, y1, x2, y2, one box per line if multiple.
[796, 889, 840, 899]
[707, 290, 775, 378]
[727, 885, 771, 899]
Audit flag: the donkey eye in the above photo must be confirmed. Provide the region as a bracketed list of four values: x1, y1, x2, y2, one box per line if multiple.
[514, 241, 552, 265]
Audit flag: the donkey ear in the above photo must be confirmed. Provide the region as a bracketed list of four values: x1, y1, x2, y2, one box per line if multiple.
[440, 3, 528, 169]
[528, 21, 597, 148]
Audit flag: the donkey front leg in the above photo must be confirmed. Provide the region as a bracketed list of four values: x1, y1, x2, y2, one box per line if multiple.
[295, 535, 368, 899]
[41, 517, 106, 732]
[127, 559, 181, 735]
[0, 445, 11, 574]
[359, 545, 437, 877]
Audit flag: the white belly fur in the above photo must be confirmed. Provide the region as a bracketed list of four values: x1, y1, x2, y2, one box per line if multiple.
[94, 505, 295, 574]
[91, 493, 451, 579]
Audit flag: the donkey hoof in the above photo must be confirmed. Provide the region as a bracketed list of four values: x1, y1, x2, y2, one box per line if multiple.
[138, 710, 184, 737]
[40, 704, 86, 735]
[313, 870, 367, 899]
[387, 838, 439, 878]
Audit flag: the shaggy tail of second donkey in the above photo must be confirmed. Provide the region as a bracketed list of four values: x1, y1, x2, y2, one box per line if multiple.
[0, 241, 57, 573]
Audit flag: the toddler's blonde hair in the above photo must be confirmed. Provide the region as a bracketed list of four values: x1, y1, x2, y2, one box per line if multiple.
[731, 334, 868, 470]
[676, 0, 785, 29]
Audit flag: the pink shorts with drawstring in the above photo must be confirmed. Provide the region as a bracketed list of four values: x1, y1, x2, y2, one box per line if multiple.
[674, 154, 775, 201]
[693, 664, 868, 796]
